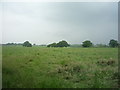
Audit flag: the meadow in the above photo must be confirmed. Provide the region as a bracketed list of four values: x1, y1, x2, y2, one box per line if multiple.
[2, 46, 118, 88]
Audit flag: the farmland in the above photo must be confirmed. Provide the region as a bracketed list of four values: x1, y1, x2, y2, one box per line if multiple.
[2, 46, 118, 88]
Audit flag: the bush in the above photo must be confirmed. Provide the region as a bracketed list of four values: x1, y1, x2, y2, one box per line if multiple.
[23, 41, 32, 47]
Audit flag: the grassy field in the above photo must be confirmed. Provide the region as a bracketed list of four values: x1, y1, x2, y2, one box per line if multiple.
[2, 46, 118, 88]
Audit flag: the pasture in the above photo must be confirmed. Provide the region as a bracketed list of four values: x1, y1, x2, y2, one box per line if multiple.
[2, 46, 118, 88]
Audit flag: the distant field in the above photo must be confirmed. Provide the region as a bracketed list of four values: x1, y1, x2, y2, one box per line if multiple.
[2, 46, 118, 88]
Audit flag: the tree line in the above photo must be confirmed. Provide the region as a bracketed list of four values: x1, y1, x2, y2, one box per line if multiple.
[4, 39, 119, 48]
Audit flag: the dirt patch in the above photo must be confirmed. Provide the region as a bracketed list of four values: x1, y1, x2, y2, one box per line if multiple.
[56, 64, 83, 82]
[97, 60, 115, 66]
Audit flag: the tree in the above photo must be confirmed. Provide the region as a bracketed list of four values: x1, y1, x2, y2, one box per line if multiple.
[47, 43, 57, 47]
[47, 40, 70, 47]
[56, 40, 70, 47]
[82, 40, 93, 47]
[109, 39, 118, 47]
[23, 41, 32, 47]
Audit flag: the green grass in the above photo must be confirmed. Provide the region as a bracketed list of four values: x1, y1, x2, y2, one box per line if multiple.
[2, 46, 118, 88]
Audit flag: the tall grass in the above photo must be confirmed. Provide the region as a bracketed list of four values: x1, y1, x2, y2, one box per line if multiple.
[2, 46, 118, 88]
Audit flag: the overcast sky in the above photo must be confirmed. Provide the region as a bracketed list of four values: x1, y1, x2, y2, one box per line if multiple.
[1, 2, 118, 45]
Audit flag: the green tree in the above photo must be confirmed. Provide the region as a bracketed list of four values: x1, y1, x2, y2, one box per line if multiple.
[82, 40, 93, 47]
[47, 40, 70, 47]
[56, 40, 70, 47]
[47, 43, 57, 47]
[109, 39, 118, 47]
[23, 41, 32, 47]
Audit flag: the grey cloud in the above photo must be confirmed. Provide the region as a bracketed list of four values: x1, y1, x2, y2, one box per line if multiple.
[2, 2, 118, 45]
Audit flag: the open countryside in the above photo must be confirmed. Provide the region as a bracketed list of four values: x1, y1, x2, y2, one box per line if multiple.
[2, 2, 118, 88]
[2, 40, 119, 88]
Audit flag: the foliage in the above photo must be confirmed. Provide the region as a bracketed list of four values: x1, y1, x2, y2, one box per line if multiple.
[47, 40, 70, 47]
[47, 43, 57, 47]
[56, 40, 70, 47]
[23, 41, 32, 47]
[109, 39, 119, 47]
[82, 40, 93, 47]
